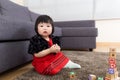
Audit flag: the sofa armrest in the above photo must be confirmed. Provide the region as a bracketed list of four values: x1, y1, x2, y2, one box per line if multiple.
[29, 11, 40, 22]
[0, 16, 35, 41]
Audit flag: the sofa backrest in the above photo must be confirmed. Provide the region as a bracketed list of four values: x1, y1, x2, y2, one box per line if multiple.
[54, 20, 95, 27]
[0, 0, 31, 21]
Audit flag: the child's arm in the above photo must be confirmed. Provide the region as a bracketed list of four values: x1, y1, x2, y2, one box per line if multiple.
[34, 44, 61, 57]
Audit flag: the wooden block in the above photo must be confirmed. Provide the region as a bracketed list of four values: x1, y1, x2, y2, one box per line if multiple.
[88, 74, 96, 80]
[109, 63, 116, 68]
[69, 72, 76, 79]
[109, 52, 116, 59]
[114, 71, 119, 78]
[108, 68, 114, 74]
[106, 73, 115, 80]
[109, 58, 116, 64]
[109, 48, 116, 58]
[97, 77, 104, 80]
[115, 77, 120, 80]
[109, 48, 116, 52]
[105, 77, 110, 80]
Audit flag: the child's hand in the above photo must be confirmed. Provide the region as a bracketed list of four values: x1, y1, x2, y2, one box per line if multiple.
[55, 44, 61, 52]
[49, 44, 61, 53]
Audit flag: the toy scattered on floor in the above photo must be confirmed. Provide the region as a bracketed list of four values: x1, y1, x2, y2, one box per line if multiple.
[88, 74, 96, 80]
[69, 71, 76, 79]
[98, 77, 104, 80]
[105, 48, 120, 80]
[88, 48, 120, 80]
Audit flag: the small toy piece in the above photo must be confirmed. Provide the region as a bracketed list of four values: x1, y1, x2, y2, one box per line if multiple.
[108, 68, 114, 74]
[97, 77, 104, 80]
[105, 77, 110, 80]
[69, 72, 76, 79]
[109, 48, 116, 58]
[109, 58, 116, 64]
[110, 63, 116, 68]
[88, 74, 96, 80]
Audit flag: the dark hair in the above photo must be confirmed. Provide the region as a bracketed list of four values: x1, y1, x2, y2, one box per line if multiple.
[35, 15, 54, 35]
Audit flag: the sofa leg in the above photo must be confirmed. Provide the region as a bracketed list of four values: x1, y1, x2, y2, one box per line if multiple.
[89, 49, 93, 51]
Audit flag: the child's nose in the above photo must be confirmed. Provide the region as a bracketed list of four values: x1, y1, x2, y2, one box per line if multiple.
[43, 27, 47, 30]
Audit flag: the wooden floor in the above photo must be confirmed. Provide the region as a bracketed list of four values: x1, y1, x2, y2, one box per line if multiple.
[0, 42, 120, 80]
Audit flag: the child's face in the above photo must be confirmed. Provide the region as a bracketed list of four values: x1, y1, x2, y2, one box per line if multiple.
[37, 22, 52, 37]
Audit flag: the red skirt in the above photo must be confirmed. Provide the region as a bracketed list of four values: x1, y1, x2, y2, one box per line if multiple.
[32, 52, 69, 75]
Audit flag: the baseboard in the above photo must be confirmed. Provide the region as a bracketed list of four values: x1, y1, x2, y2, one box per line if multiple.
[97, 42, 120, 46]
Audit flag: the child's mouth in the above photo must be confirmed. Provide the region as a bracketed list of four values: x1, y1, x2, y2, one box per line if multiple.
[43, 31, 47, 33]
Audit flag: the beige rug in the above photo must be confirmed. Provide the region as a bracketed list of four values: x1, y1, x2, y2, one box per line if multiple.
[14, 51, 120, 80]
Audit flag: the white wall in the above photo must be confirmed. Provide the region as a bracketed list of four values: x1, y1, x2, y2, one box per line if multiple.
[94, 0, 120, 19]
[24, 0, 120, 21]
[10, 0, 120, 42]
[96, 20, 120, 42]
[24, 0, 94, 21]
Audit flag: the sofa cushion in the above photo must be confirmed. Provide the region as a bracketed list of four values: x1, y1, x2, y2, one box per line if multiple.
[62, 27, 98, 37]
[53, 27, 62, 36]
[0, 0, 31, 21]
[54, 20, 95, 27]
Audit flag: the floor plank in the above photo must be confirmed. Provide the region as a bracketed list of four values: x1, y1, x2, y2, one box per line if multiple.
[0, 63, 33, 80]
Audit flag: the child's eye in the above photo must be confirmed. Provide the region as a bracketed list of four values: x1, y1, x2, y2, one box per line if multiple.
[47, 26, 50, 27]
[40, 25, 43, 27]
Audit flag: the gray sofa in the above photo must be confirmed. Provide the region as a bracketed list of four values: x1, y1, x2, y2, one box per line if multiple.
[0, 0, 98, 73]
[54, 20, 97, 51]
[0, 0, 39, 73]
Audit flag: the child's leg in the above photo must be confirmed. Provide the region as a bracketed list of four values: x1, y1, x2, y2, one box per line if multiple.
[64, 60, 81, 68]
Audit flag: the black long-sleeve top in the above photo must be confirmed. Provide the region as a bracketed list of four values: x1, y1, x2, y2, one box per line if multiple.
[28, 35, 60, 55]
